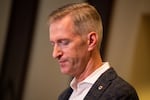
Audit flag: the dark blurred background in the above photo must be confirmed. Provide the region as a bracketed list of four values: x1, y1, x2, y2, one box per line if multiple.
[0, 0, 150, 100]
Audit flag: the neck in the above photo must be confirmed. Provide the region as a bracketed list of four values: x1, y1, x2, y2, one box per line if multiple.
[75, 51, 103, 83]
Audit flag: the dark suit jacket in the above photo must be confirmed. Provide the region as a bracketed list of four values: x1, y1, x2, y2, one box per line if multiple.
[58, 68, 139, 100]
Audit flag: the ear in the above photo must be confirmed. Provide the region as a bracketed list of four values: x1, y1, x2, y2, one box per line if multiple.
[87, 32, 97, 51]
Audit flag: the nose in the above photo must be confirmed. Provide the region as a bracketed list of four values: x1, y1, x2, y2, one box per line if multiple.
[52, 44, 62, 59]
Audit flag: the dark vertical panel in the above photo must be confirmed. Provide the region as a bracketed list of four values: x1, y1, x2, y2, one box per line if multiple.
[0, 0, 39, 100]
[87, 0, 115, 60]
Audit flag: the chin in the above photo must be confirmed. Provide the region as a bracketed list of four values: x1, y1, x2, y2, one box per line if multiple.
[60, 68, 69, 74]
[60, 68, 74, 76]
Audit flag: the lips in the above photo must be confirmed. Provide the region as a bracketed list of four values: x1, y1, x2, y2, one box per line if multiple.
[59, 59, 67, 65]
[59, 60, 65, 63]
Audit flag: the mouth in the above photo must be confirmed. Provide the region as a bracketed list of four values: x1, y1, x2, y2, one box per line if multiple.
[58, 59, 67, 65]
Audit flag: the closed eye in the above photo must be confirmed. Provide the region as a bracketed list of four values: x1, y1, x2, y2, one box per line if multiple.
[58, 39, 70, 46]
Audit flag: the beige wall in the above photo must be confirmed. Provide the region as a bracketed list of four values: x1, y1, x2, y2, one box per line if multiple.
[105, 0, 150, 99]
[22, 0, 83, 100]
[131, 14, 150, 100]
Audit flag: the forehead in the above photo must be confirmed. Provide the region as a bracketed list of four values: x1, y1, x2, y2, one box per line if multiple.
[49, 16, 76, 40]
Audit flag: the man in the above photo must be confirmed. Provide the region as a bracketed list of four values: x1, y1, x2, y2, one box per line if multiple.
[48, 2, 139, 100]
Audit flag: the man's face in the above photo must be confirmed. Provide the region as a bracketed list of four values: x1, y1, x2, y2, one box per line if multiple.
[49, 16, 89, 77]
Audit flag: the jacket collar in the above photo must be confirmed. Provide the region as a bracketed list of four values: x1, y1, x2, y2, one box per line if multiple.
[59, 68, 117, 100]
[84, 68, 117, 100]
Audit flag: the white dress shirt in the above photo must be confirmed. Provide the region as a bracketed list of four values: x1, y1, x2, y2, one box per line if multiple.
[69, 62, 110, 100]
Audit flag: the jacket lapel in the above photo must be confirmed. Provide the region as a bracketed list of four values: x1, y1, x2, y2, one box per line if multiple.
[58, 87, 73, 100]
[84, 68, 117, 100]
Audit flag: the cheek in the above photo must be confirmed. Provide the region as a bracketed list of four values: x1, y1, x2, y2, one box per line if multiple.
[62, 46, 88, 75]
[63, 41, 88, 64]
[71, 47, 88, 65]
[63, 48, 81, 66]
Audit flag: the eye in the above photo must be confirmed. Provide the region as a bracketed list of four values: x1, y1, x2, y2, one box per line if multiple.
[59, 39, 70, 46]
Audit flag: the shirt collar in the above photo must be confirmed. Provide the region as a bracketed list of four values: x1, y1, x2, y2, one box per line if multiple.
[70, 62, 110, 90]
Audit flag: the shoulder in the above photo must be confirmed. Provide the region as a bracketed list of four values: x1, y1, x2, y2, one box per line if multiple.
[105, 68, 136, 92]
[100, 68, 139, 99]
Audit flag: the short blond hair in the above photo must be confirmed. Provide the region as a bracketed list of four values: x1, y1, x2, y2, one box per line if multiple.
[48, 3, 103, 49]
